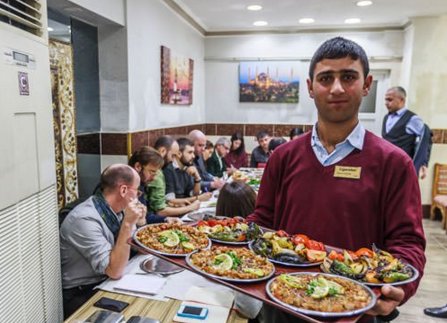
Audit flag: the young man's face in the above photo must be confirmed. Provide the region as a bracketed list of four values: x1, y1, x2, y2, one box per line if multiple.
[307, 57, 372, 125]
[180, 145, 195, 166]
[385, 90, 404, 113]
[138, 163, 160, 185]
[258, 136, 271, 151]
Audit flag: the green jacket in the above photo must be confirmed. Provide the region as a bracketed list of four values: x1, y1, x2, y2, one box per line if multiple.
[206, 150, 226, 178]
[146, 169, 167, 212]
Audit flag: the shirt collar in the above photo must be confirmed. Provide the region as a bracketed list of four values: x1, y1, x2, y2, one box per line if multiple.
[311, 122, 365, 151]
[395, 107, 407, 116]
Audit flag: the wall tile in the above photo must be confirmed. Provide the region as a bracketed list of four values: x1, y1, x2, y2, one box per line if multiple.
[77, 133, 100, 154]
[245, 124, 274, 137]
[205, 123, 217, 136]
[432, 129, 444, 144]
[443, 130, 447, 144]
[216, 124, 244, 136]
[131, 131, 149, 152]
[102, 133, 127, 155]
[165, 126, 189, 136]
[148, 129, 165, 147]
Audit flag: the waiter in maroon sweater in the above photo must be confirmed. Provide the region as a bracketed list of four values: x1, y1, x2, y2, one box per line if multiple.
[248, 37, 425, 323]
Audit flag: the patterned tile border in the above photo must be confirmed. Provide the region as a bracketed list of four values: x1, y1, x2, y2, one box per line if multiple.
[77, 125, 446, 156]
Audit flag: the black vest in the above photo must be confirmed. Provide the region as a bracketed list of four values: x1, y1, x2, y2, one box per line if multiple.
[382, 110, 416, 158]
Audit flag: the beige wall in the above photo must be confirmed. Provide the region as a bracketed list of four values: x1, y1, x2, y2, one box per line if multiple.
[407, 16, 447, 204]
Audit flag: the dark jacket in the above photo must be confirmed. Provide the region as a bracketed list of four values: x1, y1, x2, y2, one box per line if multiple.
[206, 150, 226, 178]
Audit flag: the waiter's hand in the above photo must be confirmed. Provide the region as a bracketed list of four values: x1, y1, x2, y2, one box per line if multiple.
[367, 285, 404, 317]
[419, 165, 428, 180]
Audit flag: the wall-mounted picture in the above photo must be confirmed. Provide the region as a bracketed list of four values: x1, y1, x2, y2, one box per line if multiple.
[239, 61, 299, 103]
[161, 46, 194, 105]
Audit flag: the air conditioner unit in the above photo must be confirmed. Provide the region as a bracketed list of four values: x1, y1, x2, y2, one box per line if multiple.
[0, 1, 63, 321]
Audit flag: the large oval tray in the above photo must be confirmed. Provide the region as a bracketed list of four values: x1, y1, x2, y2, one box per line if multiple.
[266, 272, 377, 318]
[133, 223, 211, 257]
[185, 248, 275, 283]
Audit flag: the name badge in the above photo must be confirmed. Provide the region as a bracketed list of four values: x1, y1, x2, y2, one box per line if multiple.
[334, 166, 361, 179]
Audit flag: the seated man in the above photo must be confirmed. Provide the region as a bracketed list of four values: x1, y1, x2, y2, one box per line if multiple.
[147, 135, 202, 216]
[128, 146, 182, 222]
[189, 129, 225, 191]
[163, 137, 210, 202]
[250, 130, 271, 168]
[206, 137, 231, 178]
[60, 164, 146, 318]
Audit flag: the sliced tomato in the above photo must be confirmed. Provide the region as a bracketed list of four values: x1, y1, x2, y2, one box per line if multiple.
[197, 220, 207, 227]
[305, 239, 325, 251]
[355, 247, 373, 258]
[207, 219, 218, 227]
[275, 230, 289, 237]
[292, 234, 309, 246]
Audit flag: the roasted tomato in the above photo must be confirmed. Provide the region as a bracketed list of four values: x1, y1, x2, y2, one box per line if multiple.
[276, 230, 289, 237]
[207, 219, 218, 227]
[355, 247, 373, 258]
[328, 250, 344, 261]
[305, 239, 325, 251]
[292, 234, 309, 246]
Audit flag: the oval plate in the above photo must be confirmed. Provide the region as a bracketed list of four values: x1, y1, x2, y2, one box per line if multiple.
[248, 241, 322, 267]
[209, 237, 251, 245]
[320, 263, 419, 287]
[266, 272, 377, 318]
[140, 257, 184, 275]
[185, 249, 275, 283]
[133, 224, 211, 257]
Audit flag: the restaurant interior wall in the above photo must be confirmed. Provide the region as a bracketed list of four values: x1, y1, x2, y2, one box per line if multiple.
[406, 16, 447, 205]
[204, 30, 404, 135]
[125, 0, 206, 132]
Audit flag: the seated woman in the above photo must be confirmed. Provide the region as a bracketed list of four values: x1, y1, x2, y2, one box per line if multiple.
[224, 132, 248, 170]
[203, 140, 214, 162]
[216, 181, 256, 218]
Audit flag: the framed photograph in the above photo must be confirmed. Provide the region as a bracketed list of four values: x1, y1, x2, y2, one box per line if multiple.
[239, 61, 299, 103]
[161, 46, 194, 105]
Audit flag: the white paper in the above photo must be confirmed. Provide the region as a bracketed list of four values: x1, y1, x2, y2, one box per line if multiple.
[184, 286, 234, 308]
[113, 274, 166, 295]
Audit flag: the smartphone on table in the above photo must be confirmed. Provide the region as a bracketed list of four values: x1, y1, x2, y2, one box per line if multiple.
[93, 297, 129, 312]
[177, 305, 208, 320]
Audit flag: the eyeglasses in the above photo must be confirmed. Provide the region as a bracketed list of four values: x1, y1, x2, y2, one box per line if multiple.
[127, 186, 143, 197]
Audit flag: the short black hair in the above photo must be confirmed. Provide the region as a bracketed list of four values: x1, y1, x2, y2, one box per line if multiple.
[154, 135, 175, 151]
[177, 137, 194, 152]
[256, 130, 270, 141]
[309, 37, 369, 80]
[289, 127, 304, 140]
[268, 137, 287, 152]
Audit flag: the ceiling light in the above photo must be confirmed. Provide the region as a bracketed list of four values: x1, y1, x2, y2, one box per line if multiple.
[47, 27, 54, 31]
[247, 5, 262, 11]
[253, 21, 268, 26]
[344, 18, 361, 24]
[356, 1, 373, 6]
[299, 18, 315, 24]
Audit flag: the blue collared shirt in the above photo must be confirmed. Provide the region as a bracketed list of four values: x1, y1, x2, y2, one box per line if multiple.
[311, 122, 365, 166]
[385, 107, 424, 136]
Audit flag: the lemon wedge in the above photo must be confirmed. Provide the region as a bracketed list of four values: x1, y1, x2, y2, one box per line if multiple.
[213, 253, 233, 270]
[159, 230, 180, 247]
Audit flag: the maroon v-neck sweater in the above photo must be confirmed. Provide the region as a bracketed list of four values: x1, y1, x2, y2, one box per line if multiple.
[248, 131, 426, 303]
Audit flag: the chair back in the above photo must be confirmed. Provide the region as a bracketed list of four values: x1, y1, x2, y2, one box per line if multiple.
[432, 163, 447, 199]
